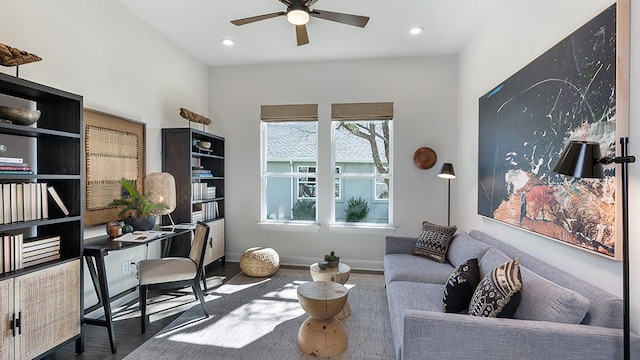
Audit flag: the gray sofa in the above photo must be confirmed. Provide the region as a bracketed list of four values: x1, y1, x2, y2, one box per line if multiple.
[384, 229, 639, 360]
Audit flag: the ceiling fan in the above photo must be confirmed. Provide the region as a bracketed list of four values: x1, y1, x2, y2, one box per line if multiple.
[230, 0, 370, 46]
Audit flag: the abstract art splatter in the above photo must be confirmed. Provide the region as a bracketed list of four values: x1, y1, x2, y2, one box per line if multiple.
[478, 3, 625, 258]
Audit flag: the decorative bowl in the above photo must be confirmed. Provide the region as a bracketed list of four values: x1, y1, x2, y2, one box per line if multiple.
[0, 105, 41, 126]
[318, 261, 329, 270]
[199, 141, 211, 149]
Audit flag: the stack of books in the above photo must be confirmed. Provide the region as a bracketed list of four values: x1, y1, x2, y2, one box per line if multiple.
[0, 156, 33, 175]
[21, 235, 60, 268]
[206, 186, 216, 199]
[191, 183, 218, 200]
[192, 168, 213, 178]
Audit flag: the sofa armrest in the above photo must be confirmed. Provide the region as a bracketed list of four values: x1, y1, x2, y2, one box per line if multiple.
[385, 236, 416, 255]
[401, 310, 636, 360]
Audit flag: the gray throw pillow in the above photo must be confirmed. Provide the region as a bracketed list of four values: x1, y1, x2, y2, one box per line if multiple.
[412, 221, 457, 263]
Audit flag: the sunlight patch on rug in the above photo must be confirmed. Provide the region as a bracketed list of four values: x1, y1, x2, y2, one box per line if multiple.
[158, 298, 305, 348]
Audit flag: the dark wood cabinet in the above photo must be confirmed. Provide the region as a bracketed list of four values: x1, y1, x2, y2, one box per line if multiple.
[162, 128, 225, 265]
[0, 72, 84, 359]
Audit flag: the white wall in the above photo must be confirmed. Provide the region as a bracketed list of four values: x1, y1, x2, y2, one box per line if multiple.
[458, 0, 640, 332]
[0, 0, 209, 309]
[209, 57, 458, 269]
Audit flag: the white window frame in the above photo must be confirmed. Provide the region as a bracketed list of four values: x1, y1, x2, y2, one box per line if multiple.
[260, 121, 319, 229]
[330, 120, 393, 228]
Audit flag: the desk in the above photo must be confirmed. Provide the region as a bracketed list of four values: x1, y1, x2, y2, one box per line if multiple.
[83, 228, 190, 354]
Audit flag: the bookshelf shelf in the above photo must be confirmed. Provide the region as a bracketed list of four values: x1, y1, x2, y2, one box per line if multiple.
[0, 72, 84, 359]
[162, 128, 225, 267]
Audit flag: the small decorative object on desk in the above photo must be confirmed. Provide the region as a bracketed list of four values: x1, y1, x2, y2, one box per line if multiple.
[318, 260, 329, 270]
[324, 251, 340, 268]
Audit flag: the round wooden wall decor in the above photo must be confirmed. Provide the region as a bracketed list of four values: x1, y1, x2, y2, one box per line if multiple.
[413, 147, 437, 170]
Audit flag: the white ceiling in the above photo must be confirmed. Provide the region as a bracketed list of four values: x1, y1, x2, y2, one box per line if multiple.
[116, 0, 504, 67]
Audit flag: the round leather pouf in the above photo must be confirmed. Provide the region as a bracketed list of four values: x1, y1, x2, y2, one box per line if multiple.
[240, 247, 280, 277]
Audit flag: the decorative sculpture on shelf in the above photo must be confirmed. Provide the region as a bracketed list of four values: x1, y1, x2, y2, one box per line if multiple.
[0, 42, 42, 77]
[180, 107, 211, 130]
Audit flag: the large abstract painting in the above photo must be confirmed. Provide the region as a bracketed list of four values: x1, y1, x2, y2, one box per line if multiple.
[478, 2, 628, 259]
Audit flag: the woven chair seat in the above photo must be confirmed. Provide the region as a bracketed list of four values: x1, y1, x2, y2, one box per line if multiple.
[240, 247, 280, 277]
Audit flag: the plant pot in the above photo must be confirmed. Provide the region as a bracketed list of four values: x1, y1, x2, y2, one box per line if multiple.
[327, 260, 339, 268]
[123, 216, 156, 231]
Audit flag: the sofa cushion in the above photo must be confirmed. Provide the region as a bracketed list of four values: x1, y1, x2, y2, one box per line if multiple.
[386, 281, 447, 360]
[384, 254, 454, 285]
[514, 266, 590, 324]
[447, 231, 492, 267]
[469, 258, 522, 318]
[478, 247, 512, 277]
[412, 221, 457, 263]
[443, 258, 480, 313]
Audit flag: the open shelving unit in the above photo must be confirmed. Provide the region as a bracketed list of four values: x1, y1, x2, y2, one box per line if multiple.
[0, 72, 84, 359]
[162, 128, 225, 267]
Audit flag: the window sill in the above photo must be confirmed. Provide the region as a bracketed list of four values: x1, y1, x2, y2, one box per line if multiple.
[258, 221, 321, 233]
[329, 223, 396, 235]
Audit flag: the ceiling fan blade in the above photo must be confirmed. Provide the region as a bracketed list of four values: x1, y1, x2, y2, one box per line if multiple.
[278, 0, 292, 6]
[231, 11, 285, 26]
[295, 24, 309, 46]
[306, 0, 320, 6]
[311, 9, 369, 28]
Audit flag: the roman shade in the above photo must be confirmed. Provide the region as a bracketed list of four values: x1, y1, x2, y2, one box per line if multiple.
[331, 102, 394, 120]
[260, 104, 318, 122]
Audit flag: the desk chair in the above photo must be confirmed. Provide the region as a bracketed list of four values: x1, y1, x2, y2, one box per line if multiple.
[137, 221, 210, 333]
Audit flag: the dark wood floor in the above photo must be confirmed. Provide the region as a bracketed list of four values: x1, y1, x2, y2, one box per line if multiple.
[43, 261, 241, 360]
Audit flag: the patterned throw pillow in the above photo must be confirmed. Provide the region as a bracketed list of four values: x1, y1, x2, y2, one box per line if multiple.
[412, 221, 457, 263]
[443, 258, 480, 313]
[468, 257, 522, 318]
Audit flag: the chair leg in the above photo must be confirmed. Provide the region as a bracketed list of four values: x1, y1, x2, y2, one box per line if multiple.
[192, 281, 209, 318]
[139, 284, 147, 334]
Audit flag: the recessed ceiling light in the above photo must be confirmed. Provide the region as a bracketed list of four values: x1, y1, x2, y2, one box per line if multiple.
[409, 27, 424, 35]
[220, 39, 235, 46]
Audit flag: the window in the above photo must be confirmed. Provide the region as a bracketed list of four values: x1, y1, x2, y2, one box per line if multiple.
[331, 102, 393, 225]
[261, 104, 318, 222]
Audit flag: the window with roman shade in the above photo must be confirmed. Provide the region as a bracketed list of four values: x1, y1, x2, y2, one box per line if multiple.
[331, 102, 393, 226]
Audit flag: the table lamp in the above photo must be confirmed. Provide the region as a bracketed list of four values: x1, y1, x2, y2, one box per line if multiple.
[144, 172, 177, 227]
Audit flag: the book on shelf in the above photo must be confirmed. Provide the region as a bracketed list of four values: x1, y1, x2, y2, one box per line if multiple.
[0, 233, 23, 273]
[16, 183, 24, 222]
[9, 183, 18, 223]
[192, 169, 211, 174]
[47, 186, 70, 216]
[0, 156, 23, 164]
[0, 165, 32, 171]
[41, 183, 49, 218]
[23, 235, 60, 250]
[0, 162, 28, 167]
[23, 253, 60, 268]
[2, 183, 11, 224]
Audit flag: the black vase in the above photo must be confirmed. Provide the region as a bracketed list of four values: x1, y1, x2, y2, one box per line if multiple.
[123, 216, 156, 231]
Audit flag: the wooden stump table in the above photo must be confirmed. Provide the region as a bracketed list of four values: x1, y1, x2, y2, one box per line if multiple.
[310, 262, 351, 318]
[296, 281, 348, 357]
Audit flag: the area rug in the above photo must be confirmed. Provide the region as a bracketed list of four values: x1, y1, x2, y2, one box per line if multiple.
[123, 268, 394, 360]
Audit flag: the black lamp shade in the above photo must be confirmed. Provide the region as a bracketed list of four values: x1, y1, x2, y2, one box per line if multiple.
[438, 163, 456, 179]
[552, 140, 604, 179]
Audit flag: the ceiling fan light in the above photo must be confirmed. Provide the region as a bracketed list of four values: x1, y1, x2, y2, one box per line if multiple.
[410, 26, 424, 35]
[287, 9, 309, 25]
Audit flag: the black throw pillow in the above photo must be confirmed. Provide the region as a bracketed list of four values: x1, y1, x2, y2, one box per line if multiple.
[443, 258, 480, 313]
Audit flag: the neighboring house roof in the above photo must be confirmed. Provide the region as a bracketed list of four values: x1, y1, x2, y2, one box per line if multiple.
[266, 122, 387, 162]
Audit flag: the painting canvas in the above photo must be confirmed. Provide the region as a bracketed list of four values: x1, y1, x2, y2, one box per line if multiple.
[478, 3, 627, 259]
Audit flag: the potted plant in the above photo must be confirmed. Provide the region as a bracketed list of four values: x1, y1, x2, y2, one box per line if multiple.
[324, 251, 340, 268]
[345, 196, 369, 222]
[107, 178, 168, 231]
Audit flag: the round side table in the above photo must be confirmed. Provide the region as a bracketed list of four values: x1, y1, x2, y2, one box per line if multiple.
[296, 281, 348, 357]
[310, 262, 351, 318]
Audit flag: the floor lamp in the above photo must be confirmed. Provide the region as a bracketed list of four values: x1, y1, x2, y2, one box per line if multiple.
[437, 163, 456, 226]
[552, 138, 635, 360]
